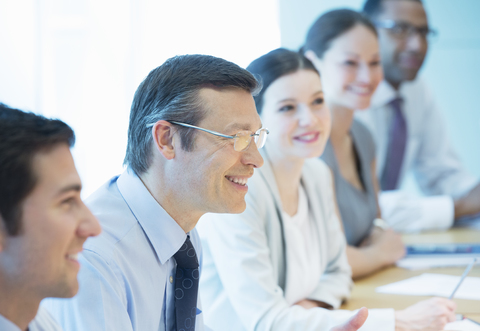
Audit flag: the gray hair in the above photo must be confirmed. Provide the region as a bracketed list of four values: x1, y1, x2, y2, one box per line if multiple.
[124, 54, 260, 175]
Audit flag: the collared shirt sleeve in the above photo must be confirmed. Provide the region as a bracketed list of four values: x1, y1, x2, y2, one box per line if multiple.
[42, 249, 134, 331]
[410, 82, 478, 198]
[379, 191, 454, 232]
[357, 79, 478, 230]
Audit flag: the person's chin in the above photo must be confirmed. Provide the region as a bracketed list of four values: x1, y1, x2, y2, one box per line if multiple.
[214, 196, 247, 215]
[404, 71, 419, 81]
[52, 278, 80, 299]
[66, 282, 80, 298]
[299, 144, 326, 160]
[353, 99, 373, 110]
[399, 66, 422, 82]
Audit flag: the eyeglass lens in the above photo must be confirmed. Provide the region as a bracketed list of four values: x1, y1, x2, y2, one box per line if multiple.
[233, 129, 268, 152]
[255, 129, 268, 149]
[392, 23, 436, 39]
[233, 131, 253, 152]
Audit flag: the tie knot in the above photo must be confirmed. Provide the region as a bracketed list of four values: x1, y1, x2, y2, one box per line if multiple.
[390, 97, 403, 113]
[174, 236, 199, 269]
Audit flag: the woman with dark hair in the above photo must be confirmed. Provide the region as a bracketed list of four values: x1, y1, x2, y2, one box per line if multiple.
[197, 47, 455, 331]
[303, 9, 405, 278]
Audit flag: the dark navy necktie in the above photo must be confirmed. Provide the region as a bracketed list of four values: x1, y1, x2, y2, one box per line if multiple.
[381, 97, 407, 191]
[174, 235, 199, 331]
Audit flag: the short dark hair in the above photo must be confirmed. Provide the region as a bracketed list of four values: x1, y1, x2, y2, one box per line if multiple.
[246, 48, 317, 114]
[363, 0, 423, 19]
[304, 9, 377, 59]
[0, 103, 75, 236]
[124, 54, 260, 175]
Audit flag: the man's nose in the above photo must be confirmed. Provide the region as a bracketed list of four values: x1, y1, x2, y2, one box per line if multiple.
[77, 203, 102, 238]
[241, 140, 264, 169]
[406, 31, 427, 51]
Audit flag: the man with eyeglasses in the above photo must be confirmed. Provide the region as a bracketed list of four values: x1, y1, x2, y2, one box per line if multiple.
[43, 54, 368, 331]
[357, 0, 480, 232]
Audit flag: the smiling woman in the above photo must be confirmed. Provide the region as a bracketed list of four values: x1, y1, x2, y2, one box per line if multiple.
[196, 45, 458, 331]
[303, 9, 406, 279]
[196, 48, 360, 331]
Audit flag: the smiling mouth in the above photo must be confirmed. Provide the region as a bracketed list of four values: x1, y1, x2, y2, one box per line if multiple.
[226, 176, 248, 186]
[294, 132, 320, 143]
[348, 85, 372, 95]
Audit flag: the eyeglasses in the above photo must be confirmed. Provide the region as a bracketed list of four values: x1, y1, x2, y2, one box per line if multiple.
[146, 121, 269, 152]
[375, 20, 438, 40]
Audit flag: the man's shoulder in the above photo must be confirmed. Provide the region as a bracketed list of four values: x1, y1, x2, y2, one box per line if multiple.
[29, 306, 63, 331]
[401, 77, 438, 118]
[400, 77, 431, 101]
[83, 175, 140, 256]
[85, 175, 124, 214]
[0, 313, 20, 331]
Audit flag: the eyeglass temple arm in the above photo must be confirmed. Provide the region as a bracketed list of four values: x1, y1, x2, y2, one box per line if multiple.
[169, 121, 235, 139]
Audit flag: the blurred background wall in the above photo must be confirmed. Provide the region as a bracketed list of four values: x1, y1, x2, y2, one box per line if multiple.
[1, 0, 478, 196]
[0, 0, 281, 196]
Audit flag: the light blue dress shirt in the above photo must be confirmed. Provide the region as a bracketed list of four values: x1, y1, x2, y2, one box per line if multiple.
[0, 307, 63, 331]
[356, 78, 479, 231]
[43, 169, 204, 331]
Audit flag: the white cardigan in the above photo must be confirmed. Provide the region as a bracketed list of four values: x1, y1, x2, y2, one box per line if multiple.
[197, 152, 394, 331]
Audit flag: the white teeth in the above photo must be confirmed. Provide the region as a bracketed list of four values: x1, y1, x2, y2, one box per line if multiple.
[349, 86, 370, 94]
[301, 134, 315, 140]
[67, 253, 79, 261]
[227, 177, 247, 186]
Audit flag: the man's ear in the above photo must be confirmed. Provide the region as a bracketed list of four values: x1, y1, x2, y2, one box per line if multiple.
[151, 120, 177, 160]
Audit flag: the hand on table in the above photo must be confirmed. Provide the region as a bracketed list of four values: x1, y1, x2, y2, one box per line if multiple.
[395, 297, 457, 331]
[330, 307, 368, 331]
[361, 227, 406, 266]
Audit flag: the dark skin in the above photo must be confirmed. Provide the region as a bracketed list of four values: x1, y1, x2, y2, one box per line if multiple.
[375, 0, 480, 220]
[454, 184, 480, 219]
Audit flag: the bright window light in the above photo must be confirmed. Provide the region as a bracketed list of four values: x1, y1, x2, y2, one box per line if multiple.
[0, 0, 281, 197]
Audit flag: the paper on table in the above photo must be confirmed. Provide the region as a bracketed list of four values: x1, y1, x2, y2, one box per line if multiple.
[397, 257, 479, 270]
[375, 273, 480, 300]
[444, 319, 480, 330]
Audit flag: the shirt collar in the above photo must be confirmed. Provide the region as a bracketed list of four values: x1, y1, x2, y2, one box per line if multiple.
[116, 168, 187, 265]
[370, 79, 402, 108]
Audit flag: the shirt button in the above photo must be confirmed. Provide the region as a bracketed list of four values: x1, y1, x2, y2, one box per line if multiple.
[169, 276, 173, 284]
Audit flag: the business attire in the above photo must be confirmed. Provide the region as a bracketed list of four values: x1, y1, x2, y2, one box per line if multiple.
[356, 78, 479, 231]
[0, 307, 62, 331]
[197, 152, 394, 331]
[321, 120, 378, 246]
[43, 169, 205, 331]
